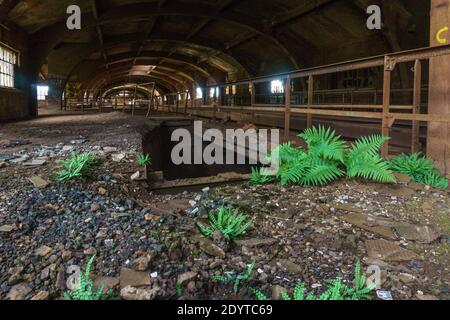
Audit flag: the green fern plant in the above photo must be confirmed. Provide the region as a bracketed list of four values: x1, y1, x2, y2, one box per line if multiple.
[253, 260, 375, 301]
[64, 255, 112, 300]
[212, 260, 256, 293]
[251, 126, 398, 186]
[299, 125, 346, 163]
[136, 153, 152, 167]
[250, 167, 274, 185]
[56, 152, 97, 182]
[390, 153, 448, 189]
[345, 135, 396, 183]
[197, 206, 253, 241]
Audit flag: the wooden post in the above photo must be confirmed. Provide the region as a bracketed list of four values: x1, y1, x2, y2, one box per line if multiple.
[427, 0, 450, 175]
[412, 59, 422, 153]
[250, 82, 255, 106]
[184, 92, 189, 114]
[284, 75, 291, 141]
[307, 75, 313, 128]
[381, 56, 394, 157]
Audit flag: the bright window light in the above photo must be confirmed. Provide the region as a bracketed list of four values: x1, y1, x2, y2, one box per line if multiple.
[196, 87, 203, 99]
[271, 80, 284, 94]
[0, 44, 18, 88]
[209, 87, 219, 98]
[37, 85, 49, 100]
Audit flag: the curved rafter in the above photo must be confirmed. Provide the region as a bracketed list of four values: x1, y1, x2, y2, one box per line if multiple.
[30, 2, 301, 71]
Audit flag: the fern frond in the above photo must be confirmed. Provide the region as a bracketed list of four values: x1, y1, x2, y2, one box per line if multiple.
[299, 125, 346, 163]
[347, 135, 389, 160]
[347, 155, 396, 183]
[300, 159, 344, 186]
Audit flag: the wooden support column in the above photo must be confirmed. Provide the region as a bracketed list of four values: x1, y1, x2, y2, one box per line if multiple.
[381, 56, 394, 157]
[284, 75, 291, 141]
[412, 59, 422, 153]
[307, 75, 313, 128]
[184, 92, 189, 114]
[428, 0, 450, 175]
[250, 82, 255, 106]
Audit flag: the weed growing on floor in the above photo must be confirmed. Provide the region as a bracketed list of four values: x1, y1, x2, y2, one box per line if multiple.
[64, 255, 113, 300]
[250, 167, 274, 185]
[136, 153, 152, 167]
[253, 260, 375, 300]
[176, 282, 183, 296]
[212, 260, 256, 294]
[257, 125, 395, 186]
[56, 152, 97, 182]
[390, 153, 448, 189]
[197, 206, 253, 240]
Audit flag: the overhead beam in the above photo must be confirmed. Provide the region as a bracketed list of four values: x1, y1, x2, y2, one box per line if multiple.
[31, 2, 300, 70]
[0, 0, 20, 22]
[186, 0, 235, 40]
[91, 0, 109, 71]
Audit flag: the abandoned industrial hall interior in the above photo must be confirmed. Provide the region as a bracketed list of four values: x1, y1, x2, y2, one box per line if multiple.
[0, 0, 449, 303]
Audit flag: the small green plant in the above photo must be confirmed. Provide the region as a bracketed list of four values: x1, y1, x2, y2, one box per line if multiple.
[253, 260, 375, 301]
[250, 167, 274, 185]
[136, 153, 152, 167]
[345, 135, 396, 183]
[176, 282, 183, 296]
[64, 255, 112, 300]
[390, 153, 448, 189]
[197, 206, 253, 241]
[257, 125, 395, 187]
[56, 152, 97, 182]
[212, 260, 256, 293]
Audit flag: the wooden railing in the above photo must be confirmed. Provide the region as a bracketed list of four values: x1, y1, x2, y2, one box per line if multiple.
[159, 44, 450, 156]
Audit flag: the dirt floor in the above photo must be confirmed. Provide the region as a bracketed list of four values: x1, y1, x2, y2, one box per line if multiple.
[0, 112, 448, 300]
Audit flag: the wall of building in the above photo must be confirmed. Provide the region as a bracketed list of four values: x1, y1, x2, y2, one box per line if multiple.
[0, 21, 33, 122]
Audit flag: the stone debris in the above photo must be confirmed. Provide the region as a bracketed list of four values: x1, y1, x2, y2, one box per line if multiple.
[131, 171, 140, 181]
[177, 271, 198, 285]
[112, 153, 126, 162]
[28, 176, 49, 189]
[34, 245, 52, 257]
[235, 238, 278, 248]
[394, 223, 440, 244]
[6, 283, 32, 300]
[93, 276, 120, 294]
[119, 268, 151, 288]
[31, 291, 50, 300]
[341, 213, 397, 240]
[197, 238, 226, 258]
[416, 294, 439, 300]
[273, 259, 302, 275]
[366, 240, 422, 262]
[132, 255, 152, 271]
[120, 286, 160, 300]
[0, 224, 16, 233]
[23, 159, 46, 166]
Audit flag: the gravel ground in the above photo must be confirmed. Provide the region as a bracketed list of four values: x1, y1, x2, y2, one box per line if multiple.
[0, 113, 448, 300]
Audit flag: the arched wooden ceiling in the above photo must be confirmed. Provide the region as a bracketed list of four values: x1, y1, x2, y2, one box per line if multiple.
[1, 0, 430, 94]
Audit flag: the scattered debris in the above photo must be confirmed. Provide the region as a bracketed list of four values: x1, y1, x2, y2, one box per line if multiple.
[394, 223, 440, 244]
[366, 240, 422, 262]
[28, 176, 49, 189]
[376, 290, 393, 300]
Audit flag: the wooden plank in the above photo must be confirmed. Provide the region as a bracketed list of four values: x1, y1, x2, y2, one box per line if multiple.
[307, 75, 313, 128]
[427, 0, 450, 174]
[412, 60, 422, 153]
[284, 75, 291, 141]
[381, 60, 392, 157]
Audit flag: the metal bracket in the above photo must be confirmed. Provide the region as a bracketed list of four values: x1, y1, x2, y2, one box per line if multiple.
[384, 57, 397, 71]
